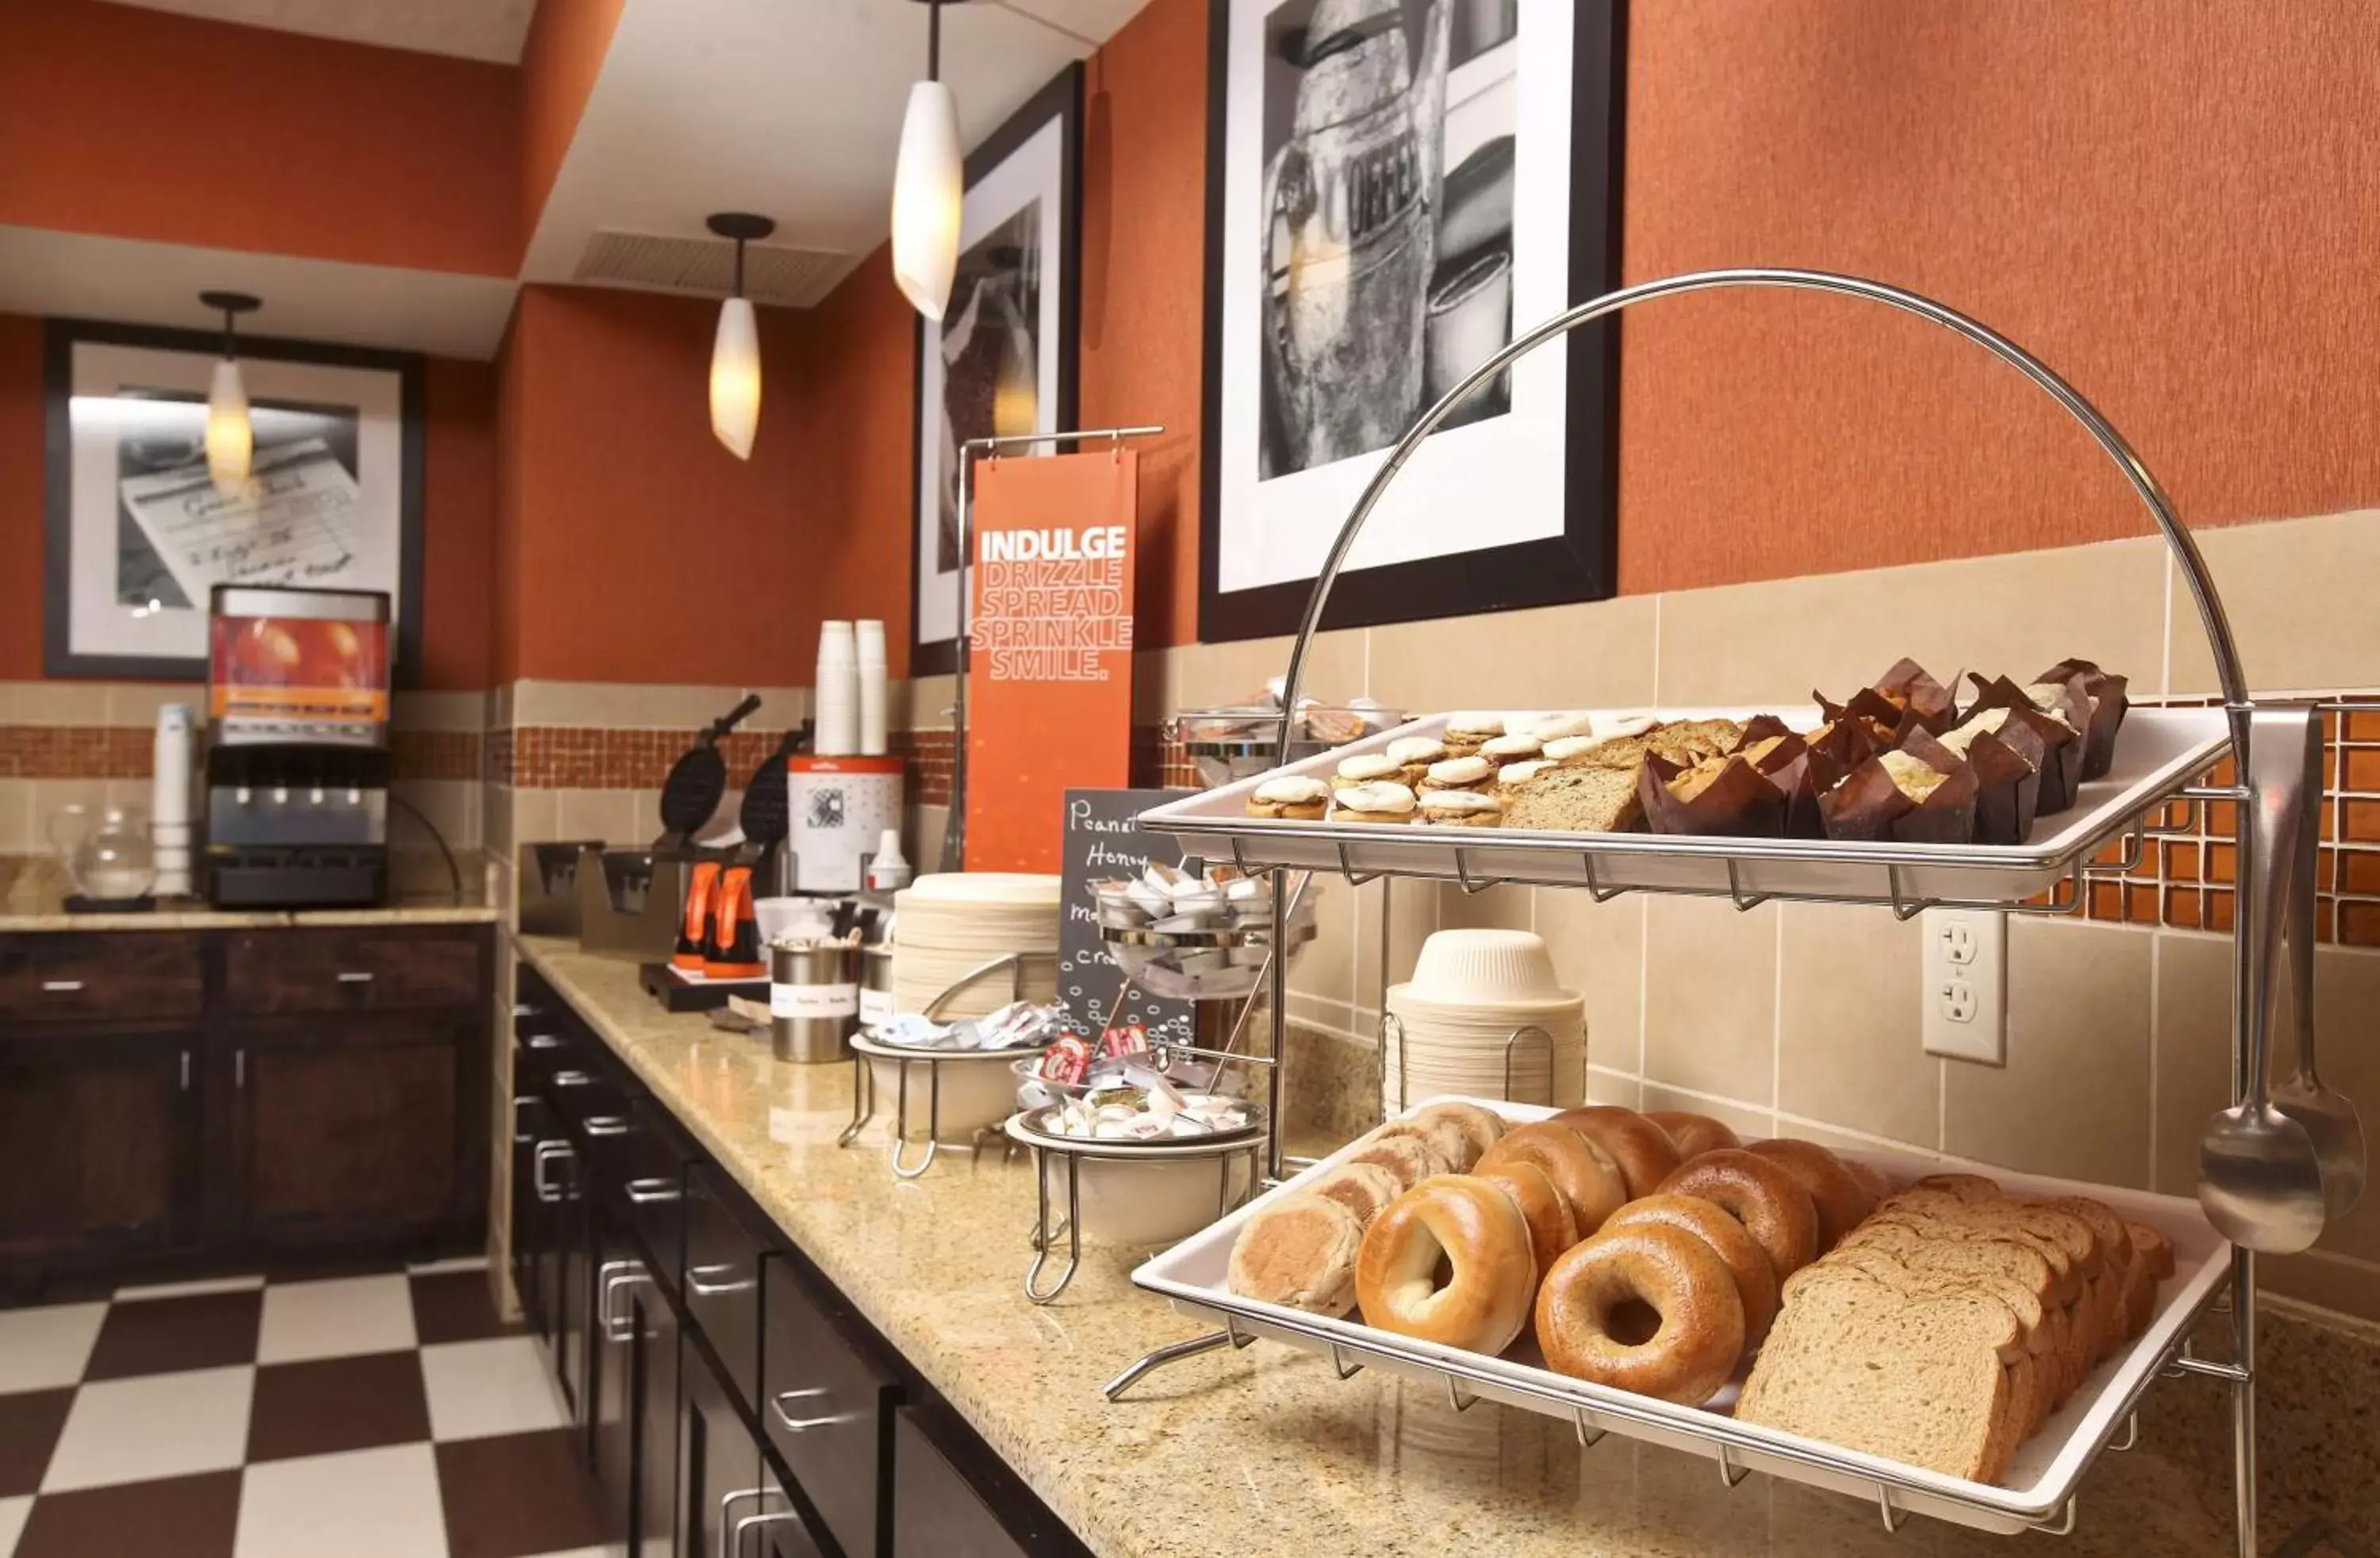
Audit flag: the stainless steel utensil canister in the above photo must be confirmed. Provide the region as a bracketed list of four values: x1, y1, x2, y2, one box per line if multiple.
[771, 943, 860, 1064]
[857, 944, 895, 1033]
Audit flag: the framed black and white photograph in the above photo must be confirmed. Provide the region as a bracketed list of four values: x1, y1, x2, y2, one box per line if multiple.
[909, 62, 1084, 676]
[1199, 0, 1626, 642]
[43, 317, 424, 681]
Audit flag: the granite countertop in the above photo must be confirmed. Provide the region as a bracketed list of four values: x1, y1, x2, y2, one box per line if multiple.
[516, 935, 2380, 1558]
[0, 896, 497, 932]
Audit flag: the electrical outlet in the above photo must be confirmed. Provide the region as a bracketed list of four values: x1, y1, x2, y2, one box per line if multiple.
[1921, 908, 2006, 1065]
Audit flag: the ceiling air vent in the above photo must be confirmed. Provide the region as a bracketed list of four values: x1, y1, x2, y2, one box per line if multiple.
[572, 228, 848, 308]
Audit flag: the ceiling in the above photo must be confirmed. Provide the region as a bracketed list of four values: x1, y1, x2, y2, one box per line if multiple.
[520, 0, 1146, 304]
[12, 0, 1150, 355]
[97, 0, 539, 63]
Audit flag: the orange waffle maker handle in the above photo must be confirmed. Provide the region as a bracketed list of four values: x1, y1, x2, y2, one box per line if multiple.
[674, 861, 721, 971]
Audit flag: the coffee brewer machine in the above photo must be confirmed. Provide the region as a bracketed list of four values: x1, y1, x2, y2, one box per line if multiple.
[202, 585, 393, 908]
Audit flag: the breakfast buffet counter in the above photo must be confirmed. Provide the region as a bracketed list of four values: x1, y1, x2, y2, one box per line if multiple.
[513, 934, 2379, 1558]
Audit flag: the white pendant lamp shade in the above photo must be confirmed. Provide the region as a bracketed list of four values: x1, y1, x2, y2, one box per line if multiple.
[205, 355, 251, 497]
[891, 79, 963, 321]
[710, 295, 761, 460]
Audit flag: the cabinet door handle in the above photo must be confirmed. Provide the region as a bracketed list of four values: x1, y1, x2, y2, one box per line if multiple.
[336, 970, 375, 984]
[531, 1139, 574, 1202]
[685, 1262, 754, 1298]
[235, 1049, 247, 1088]
[624, 1177, 681, 1204]
[731, 1510, 798, 1558]
[179, 1050, 191, 1091]
[512, 1002, 542, 1019]
[596, 1260, 646, 1343]
[718, 1490, 785, 1558]
[770, 1387, 852, 1433]
[524, 1034, 564, 1050]
[582, 1115, 630, 1137]
[551, 1069, 593, 1087]
[39, 979, 84, 993]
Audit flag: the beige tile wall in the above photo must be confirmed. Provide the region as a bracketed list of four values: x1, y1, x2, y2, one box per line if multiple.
[1175, 507, 2380, 1321]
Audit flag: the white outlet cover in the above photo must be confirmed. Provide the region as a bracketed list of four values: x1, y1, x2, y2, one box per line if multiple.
[1921, 908, 2006, 1065]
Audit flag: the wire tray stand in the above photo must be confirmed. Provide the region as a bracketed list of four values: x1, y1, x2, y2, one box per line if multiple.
[836, 950, 1053, 1178]
[1106, 267, 2359, 1557]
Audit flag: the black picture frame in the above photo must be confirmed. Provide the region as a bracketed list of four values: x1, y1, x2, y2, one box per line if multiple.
[42, 316, 427, 685]
[908, 60, 1085, 677]
[1196, 0, 1629, 644]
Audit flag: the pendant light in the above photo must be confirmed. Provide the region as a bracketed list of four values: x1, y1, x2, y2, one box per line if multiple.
[707, 213, 774, 461]
[199, 290, 259, 498]
[891, 0, 964, 320]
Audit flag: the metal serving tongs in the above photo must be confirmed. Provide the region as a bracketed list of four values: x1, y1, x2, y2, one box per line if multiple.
[2272, 710, 2367, 1218]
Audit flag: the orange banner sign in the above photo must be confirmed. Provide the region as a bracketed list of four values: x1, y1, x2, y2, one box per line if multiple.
[964, 451, 1138, 872]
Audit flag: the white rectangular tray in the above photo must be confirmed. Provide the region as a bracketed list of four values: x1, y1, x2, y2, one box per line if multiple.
[1133, 1097, 2232, 1536]
[1141, 706, 2228, 908]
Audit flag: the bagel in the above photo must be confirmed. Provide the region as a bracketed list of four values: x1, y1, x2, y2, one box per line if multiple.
[1406, 1101, 1508, 1167]
[1475, 1122, 1628, 1234]
[1549, 1107, 1683, 1200]
[1474, 1161, 1580, 1285]
[1535, 1223, 1747, 1404]
[1644, 1110, 1741, 1160]
[1226, 1192, 1364, 1315]
[1355, 1176, 1537, 1354]
[1655, 1149, 1821, 1281]
[1604, 1193, 1779, 1348]
[1747, 1138, 1876, 1251]
[1303, 1161, 1405, 1229]
[1345, 1130, 1449, 1190]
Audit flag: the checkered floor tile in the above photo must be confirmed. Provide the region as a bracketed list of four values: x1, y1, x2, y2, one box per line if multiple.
[0, 1260, 605, 1558]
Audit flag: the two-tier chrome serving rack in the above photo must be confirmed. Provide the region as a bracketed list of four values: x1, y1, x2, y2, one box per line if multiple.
[1104, 269, 2363, 1556]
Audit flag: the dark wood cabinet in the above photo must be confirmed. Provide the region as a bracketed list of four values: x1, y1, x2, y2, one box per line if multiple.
[0, 1027, 202, 1274]
[0, 933, 203, 1026]
[892, 1410, 1032, 1558]
[218, 1010, 486, 1249]
[0, 921, 490, 1295]
[222, 927, 482, 1015]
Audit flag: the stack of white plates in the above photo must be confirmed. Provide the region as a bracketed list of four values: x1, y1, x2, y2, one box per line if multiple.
[1382, 929, 1585, 1114]
[890, 873, 1061, 1020]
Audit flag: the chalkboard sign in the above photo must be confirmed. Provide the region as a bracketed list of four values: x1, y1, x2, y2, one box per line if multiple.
[1057, 788, 1198, 1043]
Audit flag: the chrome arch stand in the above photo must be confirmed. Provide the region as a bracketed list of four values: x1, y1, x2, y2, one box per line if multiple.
[1124, 269, 2310, 1555]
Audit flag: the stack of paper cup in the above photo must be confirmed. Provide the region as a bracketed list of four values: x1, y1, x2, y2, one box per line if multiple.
[816, 621, 858, 756]
[151, 704, 195, 898]
[856, 619, 888, 756]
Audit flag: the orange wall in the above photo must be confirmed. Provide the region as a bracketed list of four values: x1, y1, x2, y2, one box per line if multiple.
[0, 1, 520, 277]
[495, 283, 913, 687]
[0, 312, 497, 690]
[1615, 0, 2380, 594]
[782, 0, 2380, 645]
[1078, 0, 1209, 649]
[521, 0, 630, 246]
[0, 315, 44, 682]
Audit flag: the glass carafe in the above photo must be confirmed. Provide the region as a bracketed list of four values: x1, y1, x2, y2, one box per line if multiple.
[48, 804, 157, 902]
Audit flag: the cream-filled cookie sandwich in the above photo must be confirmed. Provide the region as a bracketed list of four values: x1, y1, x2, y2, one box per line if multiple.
[1245, 775, 1329, 820]
[1418, 754, 1495, 792]
[1480, 731, 1543, 762]
[1332, 781, 1417, 823]
[1440, 712, 1504, 755]
[1332, 752, 1403, 792]
[1415, 789, 1503, 827]
[1383, 735, 1448, 785]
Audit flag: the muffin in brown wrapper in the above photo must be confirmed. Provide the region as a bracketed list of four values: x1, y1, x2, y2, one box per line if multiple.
[1817, 756, 1917, 842]
[1818, 688, 1930, 749]
[1964, 676, 2085, 815]
[2036, 658, 2131, 780]
[1805, 716, 1879, 778]
[1637, 752, 1787, 838]
[1891, 764, 1979, 845]
[1871, 658, 1960, 733]
[1818, 751, 1979, 844]
[1740, 728, 1825, 838]
[1962, 728, 2041, 846]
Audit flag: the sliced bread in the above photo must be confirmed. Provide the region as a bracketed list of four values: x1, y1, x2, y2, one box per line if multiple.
[1737, 1271, 2017, 1483]
[1501, 762, 1644, 833]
